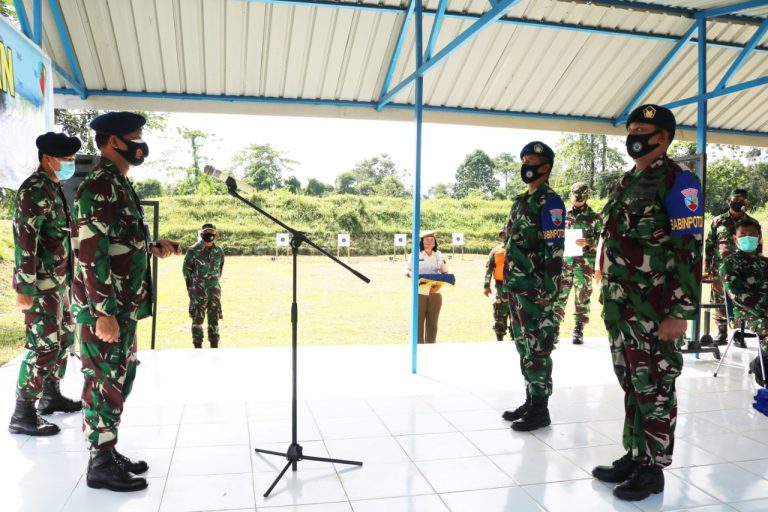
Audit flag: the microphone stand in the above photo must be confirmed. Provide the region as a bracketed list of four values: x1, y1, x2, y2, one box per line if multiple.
[222, 177, 368, 497]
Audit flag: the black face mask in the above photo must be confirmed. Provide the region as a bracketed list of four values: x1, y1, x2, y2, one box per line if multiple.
[730, 201, 744, 212]
[626, 131, 660, 159]
[202, 233, 216, 243]
[115, 137, 149, 166]
[521, 163, 547, 184]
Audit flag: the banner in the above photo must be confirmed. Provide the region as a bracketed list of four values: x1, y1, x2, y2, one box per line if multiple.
[0, 16, 53, 189]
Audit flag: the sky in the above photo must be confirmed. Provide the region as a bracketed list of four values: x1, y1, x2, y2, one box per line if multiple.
[131, 112, 564, 191]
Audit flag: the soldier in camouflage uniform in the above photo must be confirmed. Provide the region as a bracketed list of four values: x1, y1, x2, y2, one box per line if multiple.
[705, 188, 761, 347]
[483, 229, 510, 341]
[184, 223, 225, 348]
[554, 182, 602, 345]
[592, 105, 703, 501]
[719, 219, 768, 384]
[72, 112, 181, 492]
[500, 141, 565, 432]
[8, 132, 82, 437]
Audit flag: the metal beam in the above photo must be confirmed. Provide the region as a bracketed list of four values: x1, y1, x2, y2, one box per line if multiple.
[425, 0, 448, 61]
[378, 0, 521, 109]
[12, 0, 33, 39]
[378, 1, 415, 112]
[664, 75, 768, 110]
[411, 0, 424, 374]
[615, 22, 698, 126]
[247, 1, 768, 55]
[697, 17, 707, 152]
[696, 0, 768, 19]
[716, 18, 768, 90]
[33, 0, 42, 45]
[52, 88, 768, 140]
[48, 0, 87, 98]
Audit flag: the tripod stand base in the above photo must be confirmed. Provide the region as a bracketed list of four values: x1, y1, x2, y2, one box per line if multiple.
[255, 443, 362, 497]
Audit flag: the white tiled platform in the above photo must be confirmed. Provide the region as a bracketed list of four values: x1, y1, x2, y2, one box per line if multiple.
[1, 338, 767, 512]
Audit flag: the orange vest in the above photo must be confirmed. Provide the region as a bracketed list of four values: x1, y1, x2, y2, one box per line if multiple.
[493, 247, 505, 281]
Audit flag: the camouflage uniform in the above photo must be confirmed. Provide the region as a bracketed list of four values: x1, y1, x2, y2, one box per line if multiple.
[72, 158, 152, 453]
[183, 242, 225, 347]
[705, 211, 761, 331]
[554, 204, 602, 325]
[719, 251, 768, 358]
[484, 243, 509, 340]
[600, 155, 703, 468]
[12, 169, 75, 401]
[505, 183, 565, 398]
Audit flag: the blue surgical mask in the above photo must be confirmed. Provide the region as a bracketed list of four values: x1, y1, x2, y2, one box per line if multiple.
[737, 236, 759, 253]
[57, 161, 76, 180]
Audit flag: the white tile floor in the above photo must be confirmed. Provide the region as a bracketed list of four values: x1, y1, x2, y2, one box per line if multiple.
[1, 338, 767, 512]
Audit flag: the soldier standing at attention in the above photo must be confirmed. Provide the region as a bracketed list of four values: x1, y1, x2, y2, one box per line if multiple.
[483, 229, 510, 341]
[72, 112, 181, 492]
[719, 219, 768, 384]
[554, 182, 602, 345]
[8, 132, 82, 436]
[704, 188, 760, 347]
[500, 141, 565, 432]
[592, 105, 703, 501]
[184, 223, 225, 348]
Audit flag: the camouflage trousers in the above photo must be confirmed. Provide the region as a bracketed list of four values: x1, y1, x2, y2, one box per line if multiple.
[710, 278, 727, 329]
[508, 292, 557, 398]
[491, 281, 510, 339]
[554, 257, 594, 325]
[189, 290, 222, 346]
[80, 319, 138, 452]
[16, 292, 75, 401]
[603, 300, 683, 467]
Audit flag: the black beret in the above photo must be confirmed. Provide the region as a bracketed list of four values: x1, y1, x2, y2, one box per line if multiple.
[36, 132, 81, 157]
[520, 141, 555, 164]
[89, 111, 147, 136]
[730, 188, 748, 198]
[626, 104, 676, 140]
[201, 223, 216, 231]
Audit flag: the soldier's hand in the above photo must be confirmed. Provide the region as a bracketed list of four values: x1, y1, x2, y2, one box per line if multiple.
[483, 286, 492, 297]
[575, 238, 589, 247]
[96, 316, 120, 343]
[15, 293, 33, 309]
[151, 239, 182, 258]
[594, 270, 602, 282]
[659, 318, 687, 341]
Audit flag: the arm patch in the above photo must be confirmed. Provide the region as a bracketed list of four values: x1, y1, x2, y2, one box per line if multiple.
[541, 193, 566, 244]
[666, 171, 704, 236]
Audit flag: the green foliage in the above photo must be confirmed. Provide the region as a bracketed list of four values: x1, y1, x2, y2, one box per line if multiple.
[334, 154, 406, 197]
[552, 134, 627, 198]
[0, 188, 16, 220]
[133, 179, 163, 199]
[284, 175, 302, 194]
[493, 152, 523, 199]
[1, 0, 16, 20]
[454, 149, 498, 198]
[53, 109, 168, 154]
[306, 178, 334, 197]
[232, 143, 295, 191]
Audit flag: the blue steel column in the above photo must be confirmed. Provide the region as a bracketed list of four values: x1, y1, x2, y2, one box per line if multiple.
[694, 16, 707, 344]
[411, 0, 424, 374]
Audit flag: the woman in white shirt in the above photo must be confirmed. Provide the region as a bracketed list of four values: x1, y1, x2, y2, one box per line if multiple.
[406, 230, 449, 343]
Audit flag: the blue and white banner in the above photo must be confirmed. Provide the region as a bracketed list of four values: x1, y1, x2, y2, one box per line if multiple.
[0, 16, 53, 189]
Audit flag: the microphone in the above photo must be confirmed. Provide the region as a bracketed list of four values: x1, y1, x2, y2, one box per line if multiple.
[203, 165, 255, 196]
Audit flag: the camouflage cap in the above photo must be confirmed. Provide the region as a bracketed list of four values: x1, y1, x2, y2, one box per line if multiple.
[201, 223, 217, 231]
[571, 182, 589, 195]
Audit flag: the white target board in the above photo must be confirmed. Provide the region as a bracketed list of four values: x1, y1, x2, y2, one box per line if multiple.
[452, 233, 465, 246]
[338, 234, 351, 247]
[394, 234, 407, 247]
[276, 233, 289, 247]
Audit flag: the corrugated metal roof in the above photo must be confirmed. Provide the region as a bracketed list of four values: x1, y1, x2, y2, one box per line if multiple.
[18, 0, 768, 145]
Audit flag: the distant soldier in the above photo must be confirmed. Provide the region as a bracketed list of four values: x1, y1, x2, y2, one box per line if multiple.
[719, 218, 768, 384]
[554, 182, 602, 344]
[183, 223, 225, 348]
[8, 132, 82, 437]
[483, 229, 510, 341]
[704, 188, 761, 347]
[501, 141, 565, 432]
[73, 112, 181, 492]
[592, 105, 703, 501]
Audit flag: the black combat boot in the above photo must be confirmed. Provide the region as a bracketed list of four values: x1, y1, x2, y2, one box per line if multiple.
[8, 399, 60, 436]
[511, 396, 551, 431]
[496, 332, 504, 341]
[37, 380, 82, 414]
[209, 339, 219, 349]
[572, 322, 584, 345]
[193, 341, 202, 349]
[592, 452, 637, 483]
[734, 331, 747, 349]
[715, 323, 728, 345]
[113, 448, 149, 474]
[613, 465, 664, 501]
[87, 450, 148, 492]
[502, 391, 530, 421]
